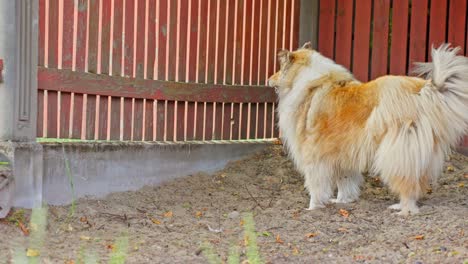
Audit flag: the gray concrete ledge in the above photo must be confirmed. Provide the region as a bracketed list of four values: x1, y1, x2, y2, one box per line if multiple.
[41, 141, 269, 205]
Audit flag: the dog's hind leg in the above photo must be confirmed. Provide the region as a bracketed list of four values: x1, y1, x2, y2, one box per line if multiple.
[303, 163, 334, 210]
[330, 171, 363, 203]
[386, 174, 430, 215]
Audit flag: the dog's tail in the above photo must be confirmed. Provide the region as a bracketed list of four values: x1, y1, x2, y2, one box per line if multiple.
[413, 44, 468, 147]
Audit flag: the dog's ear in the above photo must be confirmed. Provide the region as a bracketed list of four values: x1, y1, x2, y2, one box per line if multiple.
[301, 42, 312, 50]
[277, 49, 292, 65]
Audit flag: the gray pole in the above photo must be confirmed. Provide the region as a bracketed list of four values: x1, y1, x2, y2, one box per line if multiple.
[0, 0, 42, 217]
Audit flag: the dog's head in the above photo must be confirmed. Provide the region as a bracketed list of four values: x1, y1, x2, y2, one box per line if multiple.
[268, 42, 314, 92]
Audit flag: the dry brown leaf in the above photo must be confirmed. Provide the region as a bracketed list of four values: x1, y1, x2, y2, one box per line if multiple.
[239, 219, 245, 226]
[106, 244, 115, 251]
[18, 221, 29, 236]
[412, 235, 425, 240]
[66, 260, 75, 264]
[305, 233, 317, 238]
[426, 188, 433, 194]
[275, 234, 284, 244]
[151, 218, 161, 225]
[458, 183, 465, 188]
[195, 211, 203, 218]
[163, 211, 173, 218]
[339, 209, 350, 218]
[80, 235, 91, 241]
[464, 173, 468, 179]
[79, 216, 87, 222]
[446, 166, 455, 172]
[338, 227, 348, 233]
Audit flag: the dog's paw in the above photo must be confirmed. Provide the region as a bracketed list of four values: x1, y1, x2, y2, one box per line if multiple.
[388, 203, 402, 210]
[305, 204, 325, 210]
[330, 198, 356, 204]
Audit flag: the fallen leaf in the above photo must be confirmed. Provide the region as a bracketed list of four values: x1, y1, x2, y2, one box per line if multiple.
[339, 209, 350, 218]
[426, 187, 433, 194]
[292, 211, 300, 219]
[18, 221, 29, 236]
[202, 208, 208, 211]
[239, 219, 245, 226]
[66, 260, 75, 264]
[106, 244, 115, 251]
[195, 211, 203, 218]
[26, 248, 40, 257]
[275, 234, 284, 244]
[163, 211, 173, 218]
[412, 235, 425, 240]
[464, 174, 468, 179]
[80, 216, 87, 222]
[338, 227, 348, 233]
[151, 218, 161, 225]
[446, 166, 455, 172]
[262, 231, 271, 237]
[305, 233, 317, 238]
[292, 247, 299, 255]
[80, 235, 91, 241]
[458, 183, 465, 188]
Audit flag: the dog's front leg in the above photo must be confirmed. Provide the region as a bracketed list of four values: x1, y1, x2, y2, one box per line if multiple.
[303, 163, 334, 210]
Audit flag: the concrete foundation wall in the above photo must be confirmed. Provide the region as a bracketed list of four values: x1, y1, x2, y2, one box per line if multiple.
[41, 142, 267, 205]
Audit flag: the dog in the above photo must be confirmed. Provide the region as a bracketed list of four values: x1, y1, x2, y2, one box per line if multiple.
[268, 42, 468, 215]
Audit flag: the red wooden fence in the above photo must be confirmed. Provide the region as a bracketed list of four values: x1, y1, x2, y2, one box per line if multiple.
[37, 0, 300, 141]
[318, 0, 468, 81]
[318, 0, 468, 147]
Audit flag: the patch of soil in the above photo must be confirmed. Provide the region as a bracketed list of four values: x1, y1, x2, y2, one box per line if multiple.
[0, 146, 467, 263]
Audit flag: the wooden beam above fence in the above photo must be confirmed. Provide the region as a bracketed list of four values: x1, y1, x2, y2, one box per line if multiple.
[38, 67, 277, 103]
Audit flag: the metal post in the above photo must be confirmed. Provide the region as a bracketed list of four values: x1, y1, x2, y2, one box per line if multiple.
[0, 0, 42, 216]
[299, 0, 319, 49]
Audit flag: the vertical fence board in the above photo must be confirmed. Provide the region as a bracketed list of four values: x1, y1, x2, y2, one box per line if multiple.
[187, 0, 199, 82]
[88, 0, 99, 73]
[266, 0, 277, 81]
[447, 0, 467, 54]
[318, 0, 336, 58]
[178, 1, 189, 82]
[46, 92, 58, 138]
[370, 0, 391, 79]
[408, 0, 429, 72]
[76, 0, 88, 72]
[98, 96, 109, 140]
[108, 97, 119, 140]
[224, 0, 236, 84]
[62, 1, 75, 69]
[146, 0, 157, 80]
[112, 0, 124, 76]
[60, 92, 72, 138]
[166, 0, 178, 81]
[157, 0, 168, 80]
[100, 0, 112, 74]
[86, 95, 97, 139]
[216, 0, 227, 85]
[257, 0, 268, 85]
[352, 0, 372, 81]
[48, 0, 59, 68]
[335, 0, 353, 69]
[143, 99, 154, 141]
[389, 0, 409, 75]
[135, 0, 146, 79]
[124, 0, 135, 77]
[428, 0, 448, 57]
[133, 99, 144, 140]
[37, 90, 44, 137]
[72, 94, 84, 139]
[233, 0, 245, 85]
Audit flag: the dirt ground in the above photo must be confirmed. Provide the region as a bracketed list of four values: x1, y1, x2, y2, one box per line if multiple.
[1, 146, 467, 264]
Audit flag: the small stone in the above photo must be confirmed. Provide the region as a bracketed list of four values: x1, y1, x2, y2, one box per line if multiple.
[439, 246, 447, 252]
[227, 211, 240, 219]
